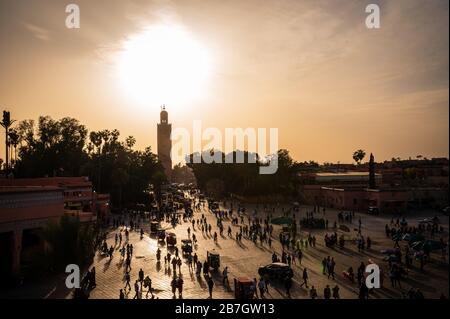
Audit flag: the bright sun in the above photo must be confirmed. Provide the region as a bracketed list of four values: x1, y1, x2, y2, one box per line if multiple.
[116, 25, 212, 106]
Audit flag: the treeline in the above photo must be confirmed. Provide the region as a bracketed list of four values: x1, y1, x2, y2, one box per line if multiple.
[11, 116, 166, 207]
[186, 149, 301, 198]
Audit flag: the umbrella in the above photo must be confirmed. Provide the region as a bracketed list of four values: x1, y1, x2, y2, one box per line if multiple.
[271, 216, 293, 225]
[383, 255, 400, 262]
[402, 233, 424, 242]
[411, 240, 445, 251]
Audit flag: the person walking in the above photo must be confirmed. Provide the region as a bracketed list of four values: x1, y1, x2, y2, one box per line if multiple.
[124, 271, 131, 290]
[171, 276, 177, 298]
[133, 280, 140, 299]
[138, 268, 144, 284]
[207, 277, 214, 298]
[300, 268, 309, 288]
[144, 276, 153, 299]
[177, 277, 184, 299]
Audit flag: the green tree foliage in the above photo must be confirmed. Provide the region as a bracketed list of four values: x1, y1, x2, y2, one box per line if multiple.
[12, 116, 165, 208]
[186, 149, 299, 197]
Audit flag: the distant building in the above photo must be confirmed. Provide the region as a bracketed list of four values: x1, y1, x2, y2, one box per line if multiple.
[312, 172, 382, 185]
[157, 107, 172, 181]
[298, 171, 408, 213]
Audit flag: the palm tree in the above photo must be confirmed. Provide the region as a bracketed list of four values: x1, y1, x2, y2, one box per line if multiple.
[1, 111, 15, 171]
[8, 128, 20, 166]
[352, 149, 366, 165]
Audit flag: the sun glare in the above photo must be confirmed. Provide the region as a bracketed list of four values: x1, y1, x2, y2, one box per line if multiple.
[116, 25, 212, 107]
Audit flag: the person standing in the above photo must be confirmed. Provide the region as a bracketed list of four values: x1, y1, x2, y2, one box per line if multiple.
[252, 278, 258, 299]
[324, 285, 331, 299]
[322, 258, 327, 275]
[332, 285, 340, 299]
[309, 286, 318, 299]
[90, 267, 96, 288]
[328, 258, 336, 280]
[284, 276, 292, 297]
[119, 289, 125, 299]
[222, 266, 229, 286]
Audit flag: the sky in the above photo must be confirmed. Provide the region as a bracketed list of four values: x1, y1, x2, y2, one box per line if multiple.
[0, 0, 448, 165]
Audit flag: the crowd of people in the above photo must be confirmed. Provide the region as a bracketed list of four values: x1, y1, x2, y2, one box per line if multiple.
[76, 189, 448, 300]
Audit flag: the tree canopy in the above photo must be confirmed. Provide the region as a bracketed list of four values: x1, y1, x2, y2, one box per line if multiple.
[186, 149, 300, 197]
[12, 116, 166, 208]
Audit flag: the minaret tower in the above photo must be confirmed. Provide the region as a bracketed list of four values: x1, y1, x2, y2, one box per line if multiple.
[157, 105, 172, 181]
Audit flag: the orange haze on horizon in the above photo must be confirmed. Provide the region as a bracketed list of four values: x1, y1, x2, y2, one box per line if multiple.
[0, 0, 448, 165]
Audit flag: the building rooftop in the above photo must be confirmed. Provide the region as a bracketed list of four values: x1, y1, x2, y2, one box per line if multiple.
[316, 172, 380, 177]
[0, 185, 62, 194]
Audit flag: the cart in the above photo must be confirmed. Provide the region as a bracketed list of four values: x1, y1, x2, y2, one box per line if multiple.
[207, 250, 220, 270]
[234, 277, 254, 299]
[157, 229, 166, 242]
[166, 232, 177, 246]
[181, 239, 193, 254]
[150, 221, 159, 233]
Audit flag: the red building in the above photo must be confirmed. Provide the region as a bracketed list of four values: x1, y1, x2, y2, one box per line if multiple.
[0, 177, 109, 279]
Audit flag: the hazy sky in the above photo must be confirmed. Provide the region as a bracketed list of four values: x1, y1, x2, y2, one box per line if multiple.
[0, 0, 448, 164]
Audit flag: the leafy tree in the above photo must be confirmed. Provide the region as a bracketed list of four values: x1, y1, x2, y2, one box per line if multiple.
[186, 149, 299, 198]
[12, 116, 166, 209]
